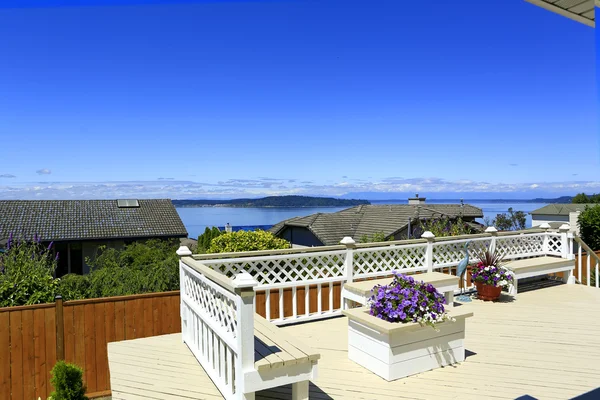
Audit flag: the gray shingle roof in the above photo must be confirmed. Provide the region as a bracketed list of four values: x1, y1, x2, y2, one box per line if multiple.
[0, 199, 188, 242]
[270, 204, 483, 245]
[531, 204, 598, 216]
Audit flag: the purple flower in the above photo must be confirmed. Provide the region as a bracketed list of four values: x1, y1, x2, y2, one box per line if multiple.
[47, 241, 54, 250]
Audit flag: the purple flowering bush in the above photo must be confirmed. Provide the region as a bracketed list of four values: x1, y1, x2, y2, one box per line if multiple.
[470, 249, 513, 289]
[0, 233, 59, 307]
[368, 272, 454, 329]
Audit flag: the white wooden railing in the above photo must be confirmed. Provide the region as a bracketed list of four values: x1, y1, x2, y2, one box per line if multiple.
[191, 227, 574, 325]
[178, 247, 258, 399]
[574, 236, 599, 288]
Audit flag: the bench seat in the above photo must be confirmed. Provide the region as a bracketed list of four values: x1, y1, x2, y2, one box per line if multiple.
[342, 272, 459, 309]
[254, 314, 320, 371]
[244, 314, 320, 398]
[505, 256, 574, 295]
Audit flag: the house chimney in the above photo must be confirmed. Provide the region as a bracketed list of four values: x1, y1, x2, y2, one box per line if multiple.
[225, 223, 233, 233]
[408, 193, 426, 205]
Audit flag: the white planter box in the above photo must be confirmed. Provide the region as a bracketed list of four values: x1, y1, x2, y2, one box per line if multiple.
[342, 307, 473, 381]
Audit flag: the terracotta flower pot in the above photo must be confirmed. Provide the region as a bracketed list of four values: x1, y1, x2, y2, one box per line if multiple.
[475, 282, 502, 301]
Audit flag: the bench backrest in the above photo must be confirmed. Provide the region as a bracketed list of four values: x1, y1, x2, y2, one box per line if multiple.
[180, 257, 257, 400]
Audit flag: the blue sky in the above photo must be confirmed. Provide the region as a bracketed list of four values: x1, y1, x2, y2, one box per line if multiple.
[0, 0, 596, 199]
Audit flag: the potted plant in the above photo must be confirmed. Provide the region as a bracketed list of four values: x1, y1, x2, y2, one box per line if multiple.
[342, 272, 473, 381]
[471, 248, 513, 301]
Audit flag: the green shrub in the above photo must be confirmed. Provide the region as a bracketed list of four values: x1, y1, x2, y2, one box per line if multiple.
[0, 237, 58, 307]
[419, 216, 472, 237]
[208, 230, 290, 253]
[86, 239, 180, 298]
[197, 227, 224, 253]
[360, 232, 389, 243]
[57, 274, 90, 301]
[49, 360, 88, 400]
[579, 205, 600, 251]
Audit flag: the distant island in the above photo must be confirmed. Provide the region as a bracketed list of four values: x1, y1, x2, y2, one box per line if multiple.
[172, 195, 371, 208]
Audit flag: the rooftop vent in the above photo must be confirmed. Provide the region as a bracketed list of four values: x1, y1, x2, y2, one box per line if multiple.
[117, 199, 140, 208]
[408, 193, 426, 205]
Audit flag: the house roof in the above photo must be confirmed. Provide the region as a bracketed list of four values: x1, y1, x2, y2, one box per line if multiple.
[525, 0, 595, 27]
[0, 199, 188, 242]
[530, 203, 597, 216]
[270, 204, 483, 246]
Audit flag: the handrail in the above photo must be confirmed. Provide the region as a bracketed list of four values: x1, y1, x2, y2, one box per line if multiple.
[573, 236, 600, 288]
[181, 256, 238, 293]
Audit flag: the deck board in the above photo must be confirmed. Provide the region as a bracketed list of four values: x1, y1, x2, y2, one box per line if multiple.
[109, 283, 600, 399]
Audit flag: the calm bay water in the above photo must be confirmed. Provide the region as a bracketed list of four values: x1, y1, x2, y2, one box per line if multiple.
[176, 200, 549, 239]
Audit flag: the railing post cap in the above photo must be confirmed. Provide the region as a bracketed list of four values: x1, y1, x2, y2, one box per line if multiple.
[340, 236, 356, 247]
[176, 246, 192, 257]
[558, 224, 571, 232]
[232, 271, 258, 289]
[421, 231, 435, 240]
[538, 223, 551, 231]
[484, 226, 498, 233]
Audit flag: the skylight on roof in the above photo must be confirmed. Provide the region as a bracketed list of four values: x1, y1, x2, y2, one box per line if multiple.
[117, 199, 139, 208]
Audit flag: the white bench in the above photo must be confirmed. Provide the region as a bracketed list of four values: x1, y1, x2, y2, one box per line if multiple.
[342, 272, 459, 309]
[505, 256, 574, 295]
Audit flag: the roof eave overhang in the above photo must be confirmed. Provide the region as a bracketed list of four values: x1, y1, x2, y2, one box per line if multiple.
[524, 0, 595, 28]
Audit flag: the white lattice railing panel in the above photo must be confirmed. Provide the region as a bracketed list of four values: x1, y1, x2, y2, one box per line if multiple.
[495, 234, 544, 259]
[432, 238, 491, 267]
[353, 244, 427, 278]
[547, 234, 562, 256]
[202, 250, 347, 287]
[180, 262, 240, 398]
[182, 264, 239, 341]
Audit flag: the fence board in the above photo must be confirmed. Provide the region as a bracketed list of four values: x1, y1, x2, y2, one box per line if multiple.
[44, 307, 57, 395]
[33, 308, 48, 398]
[83, 303, 97, 392]
[63, 305, 75, 363]
[0, 312, 10, 399]
[9, 311, 24, 400]
[297, 286, 306, 315]
[321, 284, 330, 312]
[133, 298, 144, 339]
[143, 298, 154, 337]
[72, 305, 86, 372]
[21, 310, 36, 400]
[94, 302, 108, 391]
[283, 288, 293, 318]
[255, 291, 266, 318]
[124, 300, 135, 340]
[114, 301, 125, 342]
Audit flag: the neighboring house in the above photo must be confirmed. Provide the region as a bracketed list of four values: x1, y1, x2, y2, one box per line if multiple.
[269, 196, 483, 247]
[0, 199, 188, 276]
[530, 203, 597, 234]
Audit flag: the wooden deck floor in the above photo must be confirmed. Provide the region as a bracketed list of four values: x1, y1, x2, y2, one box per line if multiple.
[109, 283, 600, 400]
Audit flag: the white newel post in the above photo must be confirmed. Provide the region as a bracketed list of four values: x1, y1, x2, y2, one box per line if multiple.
[559, 224, 571, 259]
[232, 271, 259, 400]
[539, 223, 551, 254]
[485, 226, 498, 254]
[558, 224, 576, 284]
[176, 246, 192, 343]
[422, 231, 435, 273]
[340, 237, 356, 311]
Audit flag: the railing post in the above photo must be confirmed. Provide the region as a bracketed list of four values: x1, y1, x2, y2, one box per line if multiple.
[177, 246, 192, 342]
[55, 295, 65, 361]
[233, 271, 258, 398]
[485, 226, 498, 253]
[539, 223, 551, 254]
[422, 231, 435, 273]
[558, 224, 571, 259]
[340, 237, 356, 284]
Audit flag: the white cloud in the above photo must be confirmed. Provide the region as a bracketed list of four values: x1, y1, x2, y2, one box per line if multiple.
[0, 174, 16, 178]
[0, 178, 599, 200]
[36, 168, 52, 175]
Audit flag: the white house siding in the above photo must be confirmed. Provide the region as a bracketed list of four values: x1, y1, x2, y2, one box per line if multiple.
[531, 215, 569, 227]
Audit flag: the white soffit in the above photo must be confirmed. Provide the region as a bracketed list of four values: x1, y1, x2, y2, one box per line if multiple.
[525, 0, 595, 27]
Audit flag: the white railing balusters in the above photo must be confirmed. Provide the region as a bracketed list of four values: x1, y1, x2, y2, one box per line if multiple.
[578, 245, 583, 283]
[279, 288, 284, 320]
[423, 231, 435, 273]
[317, 284, 322, 314]
[265, 290, 270, 321]
[304, 285, 310, 317]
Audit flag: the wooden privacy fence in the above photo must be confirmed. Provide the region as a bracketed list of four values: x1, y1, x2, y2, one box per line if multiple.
[0, 291, 181, 400]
